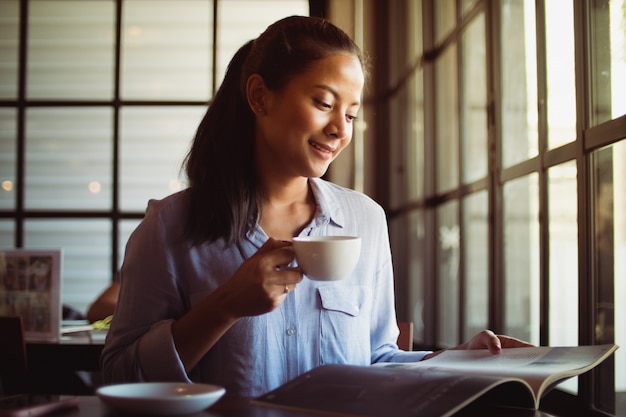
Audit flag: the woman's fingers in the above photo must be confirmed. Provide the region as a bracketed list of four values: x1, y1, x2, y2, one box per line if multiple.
[222, 238, 303, 316]
[497, 334, 535, 349]
[458, 330, 535, 353]
[423, 330, 534, 361]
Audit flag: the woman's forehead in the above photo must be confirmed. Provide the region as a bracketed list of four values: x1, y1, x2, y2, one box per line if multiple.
[290, 55, 365, 97]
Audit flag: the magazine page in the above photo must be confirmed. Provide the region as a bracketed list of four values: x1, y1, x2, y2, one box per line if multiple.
[255, 363, 535, 417]
[379, 344, 618, 400]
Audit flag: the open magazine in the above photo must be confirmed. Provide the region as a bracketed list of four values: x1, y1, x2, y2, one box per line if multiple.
[254, 344, 618, 417]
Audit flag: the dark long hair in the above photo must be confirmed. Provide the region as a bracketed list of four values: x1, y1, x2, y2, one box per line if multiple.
[183, 16, 367, 245]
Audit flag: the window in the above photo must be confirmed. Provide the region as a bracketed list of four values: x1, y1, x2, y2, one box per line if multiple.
[361, 0, 626, 414]
[0, 0, 309, 314]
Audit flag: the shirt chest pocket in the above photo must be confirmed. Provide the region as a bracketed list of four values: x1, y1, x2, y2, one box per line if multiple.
[317, 285, 372, 365]
[318, 286, 369, 316]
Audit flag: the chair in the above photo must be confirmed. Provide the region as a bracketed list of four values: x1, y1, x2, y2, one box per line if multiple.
[396, 321, 414, 351]
[0, 316, 29, 395]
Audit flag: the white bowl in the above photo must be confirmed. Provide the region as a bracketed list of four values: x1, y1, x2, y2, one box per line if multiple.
[96, 382, 225, 415]
[292, 236, 361, 281]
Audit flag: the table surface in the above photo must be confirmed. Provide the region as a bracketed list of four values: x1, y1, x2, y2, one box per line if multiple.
[20, 335, 560, 416]
[25, 334, 105, 395]
[44, 395, 557, 417]
[26, 334, 104, 373]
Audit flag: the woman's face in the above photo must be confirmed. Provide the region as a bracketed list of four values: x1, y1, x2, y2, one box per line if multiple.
[254, 54, 365, 180]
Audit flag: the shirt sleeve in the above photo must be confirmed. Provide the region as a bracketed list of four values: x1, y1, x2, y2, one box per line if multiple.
[368, 256, 431, 363]
[367, 204, 432, 364]
[101, 199, 191, 384]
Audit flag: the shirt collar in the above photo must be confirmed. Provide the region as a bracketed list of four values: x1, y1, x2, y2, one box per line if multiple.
[246, 177, 346, 244]
[308, 177, 345, 229]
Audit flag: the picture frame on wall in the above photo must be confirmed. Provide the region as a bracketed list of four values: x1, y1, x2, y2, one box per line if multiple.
[0, 249, 63, 341]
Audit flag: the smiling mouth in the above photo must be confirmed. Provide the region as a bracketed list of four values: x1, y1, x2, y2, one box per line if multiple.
[309, 140, 334, 154]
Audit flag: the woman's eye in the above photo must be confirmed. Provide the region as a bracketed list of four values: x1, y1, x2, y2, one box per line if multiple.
[315, 99, 332, 109]
[346, 114, 358, 122]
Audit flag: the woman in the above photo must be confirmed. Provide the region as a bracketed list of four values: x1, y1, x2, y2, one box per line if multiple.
[101, 15, 530, 397]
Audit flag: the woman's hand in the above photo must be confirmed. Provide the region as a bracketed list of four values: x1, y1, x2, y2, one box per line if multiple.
[215, 237, 303, 320]
[422, 329, 534, 360]
[452, 329, 534, 353]
[172, 238, 302, 371]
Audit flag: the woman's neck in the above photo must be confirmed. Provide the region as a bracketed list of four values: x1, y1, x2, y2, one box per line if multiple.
[258, 177, 316, 241]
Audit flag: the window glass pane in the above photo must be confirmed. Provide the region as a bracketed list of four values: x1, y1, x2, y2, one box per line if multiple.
[504, 173, 539, 345]
[409, 1, 424, 201]
[435, 0, 456, 42]
[389, 213, 411, 338]
[461, 12, 487, 183]
[545, 0, 576, 148]
[27, 0, 115, 100]
[25, 108, 113, 210]
[121, 0, 212, 101]
[388, 1, 423, 206]
[216, 0, 309, 86]
[0, 0, 19, 99]
[436, 45, 459, 192]
[590, 0, 626, 125]
[548, 161, 578, 346]
[615, 140, 626, 417]
[548, 161, 578, 394]
[0, 109, 16, 210]
[463, 191, 488, 338]
[0, 221, 15, 247]
[461, 0, 479, 15]
[592, 141, 626, 413]
[409, 0, 423, 58]
[120, 106, 205, 211]
[409, 69, 425, 200]
[607, 0, 626, 119]
[438, 200, 459, 347]
[24, 219, 111, 316]
[408, 210, 425, 344]
[390, 89, 408, 208]
[501, 0, 538, 168]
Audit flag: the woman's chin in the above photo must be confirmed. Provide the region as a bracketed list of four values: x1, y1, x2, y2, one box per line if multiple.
[309, 166, 330, 178]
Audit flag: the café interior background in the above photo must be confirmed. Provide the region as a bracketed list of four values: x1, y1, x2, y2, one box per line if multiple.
[0, 0, 624, 414]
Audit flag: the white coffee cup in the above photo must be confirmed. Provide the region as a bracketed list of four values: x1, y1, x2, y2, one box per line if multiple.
[291, 236, 361, 281]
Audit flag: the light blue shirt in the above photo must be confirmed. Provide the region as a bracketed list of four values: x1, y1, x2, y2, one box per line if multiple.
[101, 178, 429, 397]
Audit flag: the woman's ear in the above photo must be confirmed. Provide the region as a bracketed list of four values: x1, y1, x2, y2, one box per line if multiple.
[246, 74, 267, 116]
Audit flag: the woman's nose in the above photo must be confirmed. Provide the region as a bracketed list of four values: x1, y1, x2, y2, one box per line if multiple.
[325, 112, 349, 139]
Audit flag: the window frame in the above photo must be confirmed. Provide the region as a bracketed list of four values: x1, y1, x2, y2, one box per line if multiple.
[364, 0, 625, 414]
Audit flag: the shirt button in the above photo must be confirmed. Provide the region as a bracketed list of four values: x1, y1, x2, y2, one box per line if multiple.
[353, 305, 360, 313]
[286, 327, 296, 336]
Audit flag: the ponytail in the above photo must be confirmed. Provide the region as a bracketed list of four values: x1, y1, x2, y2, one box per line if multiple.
[184, 40, 257, 245]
